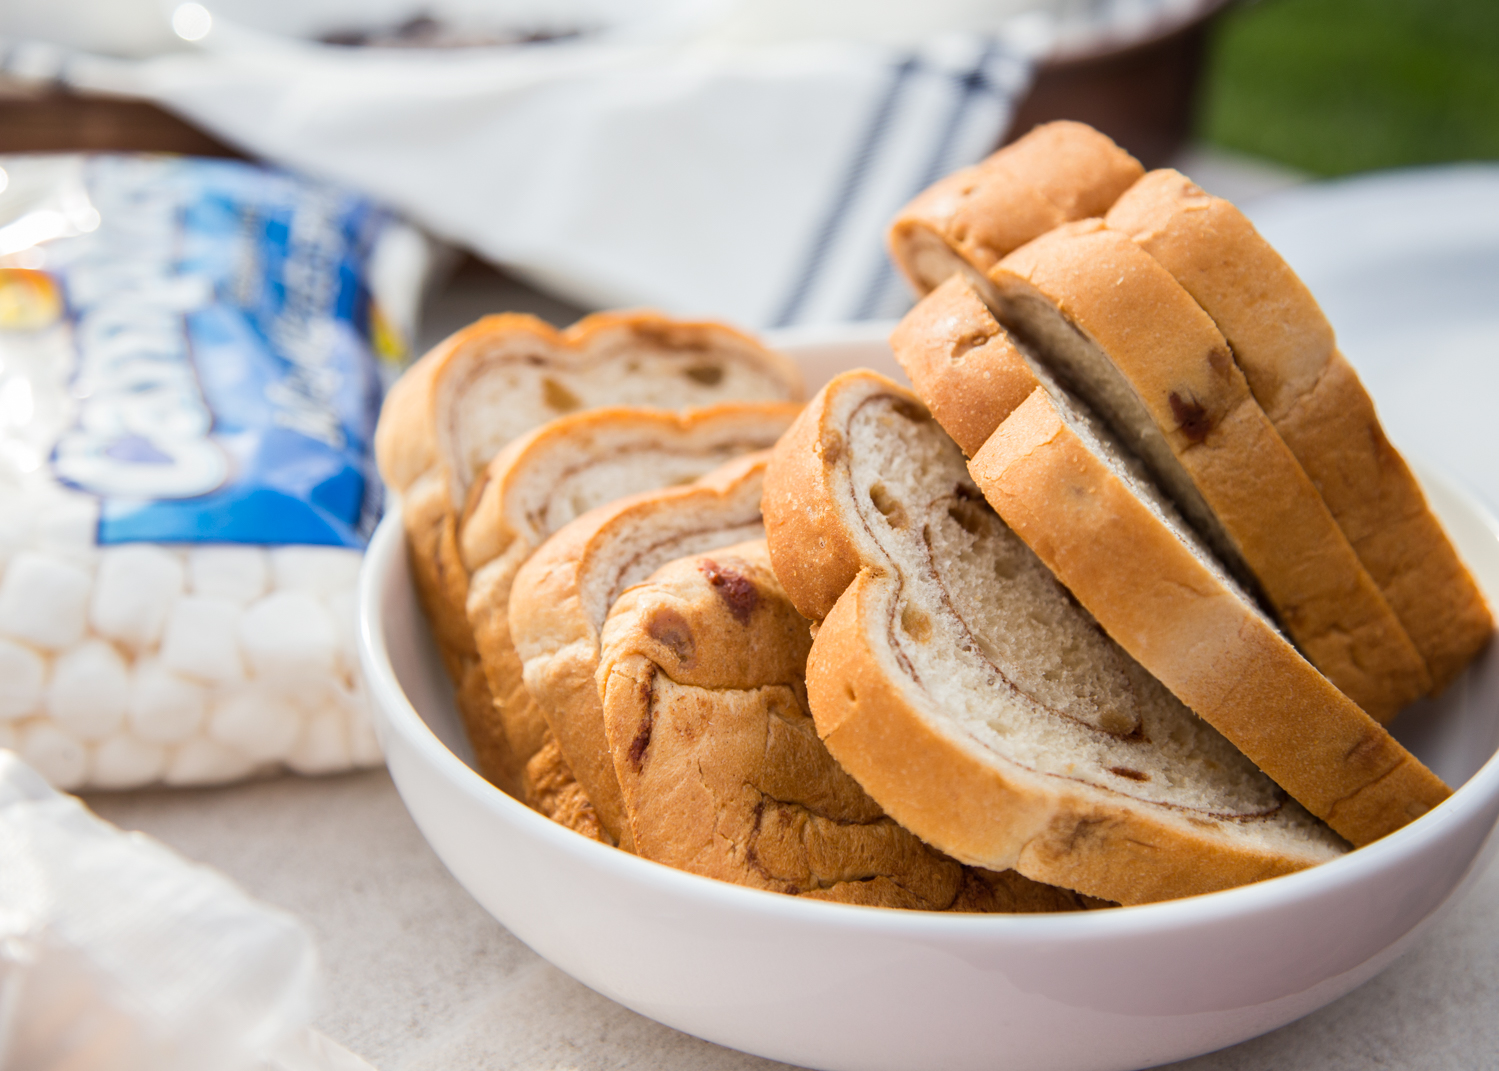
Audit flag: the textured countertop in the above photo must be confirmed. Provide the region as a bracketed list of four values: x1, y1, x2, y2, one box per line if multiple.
[84, 769, 1499, 1071]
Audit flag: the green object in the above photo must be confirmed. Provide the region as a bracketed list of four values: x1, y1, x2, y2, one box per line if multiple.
[1198, 0, 1499, 176]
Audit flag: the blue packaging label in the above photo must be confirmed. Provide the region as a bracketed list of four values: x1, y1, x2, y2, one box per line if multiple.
[32, 156, 390, 548]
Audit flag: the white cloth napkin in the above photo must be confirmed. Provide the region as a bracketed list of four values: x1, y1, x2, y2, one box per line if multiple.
[1, 0, 1197, 328]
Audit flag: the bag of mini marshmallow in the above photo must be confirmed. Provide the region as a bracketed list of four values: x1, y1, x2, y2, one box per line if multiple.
[0, 153, 432, 791]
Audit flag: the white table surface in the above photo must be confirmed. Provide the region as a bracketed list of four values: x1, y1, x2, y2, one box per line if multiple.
[82, 767, 1499, 1071]
[78, 147, 1499, 1071]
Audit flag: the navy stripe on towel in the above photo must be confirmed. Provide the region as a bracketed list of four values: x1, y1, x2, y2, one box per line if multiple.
[771, 56, 919, 329]
[852, 39, 1031, 321]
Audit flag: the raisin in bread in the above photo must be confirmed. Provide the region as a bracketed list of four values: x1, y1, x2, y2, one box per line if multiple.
[1104, 170, 1493, 694]
[457, 402, 799, 802]
[763, 371, 1352, 905]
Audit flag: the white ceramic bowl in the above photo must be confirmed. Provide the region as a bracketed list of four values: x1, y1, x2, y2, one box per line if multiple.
[358, 331, 1499, 1071]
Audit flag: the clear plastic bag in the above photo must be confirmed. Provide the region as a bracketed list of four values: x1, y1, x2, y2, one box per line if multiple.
[0, 750, 367, 1070]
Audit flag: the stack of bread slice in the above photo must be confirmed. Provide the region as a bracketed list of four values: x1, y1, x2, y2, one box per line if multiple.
[375, 121, 1487, 911]
[457, 403, 800, 806]
[888, 121, 1492, 708]
[764, 371, 1354, 904]
[373, 312, 804, 799]
[751, 120, 1486, 903]
[497, 447, 1096, 909]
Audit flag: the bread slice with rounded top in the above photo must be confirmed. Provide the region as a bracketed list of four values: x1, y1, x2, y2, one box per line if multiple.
[763, 370, 1351, 904]
[968, 379, 1451, 848]
[1105, 169, 1492, 694]
[457, 402, 800, 802]
[979, 221, 1429, 721]
[373, 312, 804, 796]
[509, 452, 774, 849]
[887, 120, 1142, 299]
[597, 538, 1104, 912]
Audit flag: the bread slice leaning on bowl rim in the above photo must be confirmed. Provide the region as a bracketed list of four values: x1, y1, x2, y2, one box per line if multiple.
[967, 373, 1451, 849]
[1104, 169, 1493, 695]
[763, 369, 1352, 905]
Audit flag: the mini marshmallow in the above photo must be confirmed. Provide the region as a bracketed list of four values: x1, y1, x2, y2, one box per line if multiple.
[90, 733, 168, 789]
[46, 640, 129, 740]
[164, 738, 256, 786]
[19, 720, 88, 790]
[128, 660, 207, 743]
[188, 545, 269, 604]
[285, 711, 350, 776]
[239, 591, 338, 679]
[324, 588, 360, 679]
[90, 544, 186, 649]
[159, 596, 245, 683]
[269, 546, 363, 597]
[0, 487, 31, 570]
[207, 688, 301, 763]
[342, 685, 383, 767]
[34, 488, 101, 557]
[0, 637, 46, 720]
[0, 551, 93, 649]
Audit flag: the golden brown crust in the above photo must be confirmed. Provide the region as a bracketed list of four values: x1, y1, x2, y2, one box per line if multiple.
[457, 403, 801, 804]
[1288, 354, 1493, 690]
[761, 378, 877, 622]
[888, 275, 1040, 458]
[1106, 171, 1493, 693]
[599, 541, 1096, 912]
[968, 389, 1451, 848]
[988, 222, 1430, 720]
[525, 730, 604, 841]
[508, 453, 772, 850]
[887, 121, 1143, 297]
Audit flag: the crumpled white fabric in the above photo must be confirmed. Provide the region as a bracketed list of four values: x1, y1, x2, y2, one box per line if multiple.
[0, 0, 1200, 327]
[0, 749, 371, 1071]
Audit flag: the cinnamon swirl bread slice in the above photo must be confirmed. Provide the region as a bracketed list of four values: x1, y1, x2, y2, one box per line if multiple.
[764, 371, 1349, 905]
[458, 403, 799, 803]
[598, 539, 1103, 912]
[509, 452, 773, 849]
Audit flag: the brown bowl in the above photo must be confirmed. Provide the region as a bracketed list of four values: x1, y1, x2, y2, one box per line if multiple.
[1004, 0, 1234, 167]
